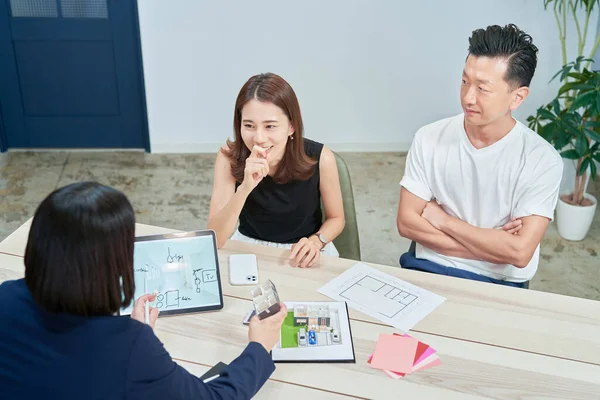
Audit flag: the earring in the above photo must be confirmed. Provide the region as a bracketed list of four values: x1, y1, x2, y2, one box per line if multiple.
[290, 135, 294, 140]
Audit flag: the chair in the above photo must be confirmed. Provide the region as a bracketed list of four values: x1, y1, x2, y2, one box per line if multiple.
[406, 240, 529, 289]
[321, 152, 361, 261]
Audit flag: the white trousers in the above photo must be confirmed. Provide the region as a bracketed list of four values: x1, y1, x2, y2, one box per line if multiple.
[230, 230, 340, 257]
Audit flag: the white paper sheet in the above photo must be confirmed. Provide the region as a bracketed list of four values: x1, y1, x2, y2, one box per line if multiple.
[317, 263, 446, 331]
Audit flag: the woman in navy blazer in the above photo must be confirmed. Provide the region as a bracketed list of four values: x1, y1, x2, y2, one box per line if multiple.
[0, 181, 287, 400]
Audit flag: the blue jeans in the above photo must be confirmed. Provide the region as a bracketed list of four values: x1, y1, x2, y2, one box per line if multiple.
[399, 251, 527, 288]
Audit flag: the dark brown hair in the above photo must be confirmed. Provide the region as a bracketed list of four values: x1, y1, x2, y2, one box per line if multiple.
[223, 72, 316, 184]
[24, 181, 136, 316]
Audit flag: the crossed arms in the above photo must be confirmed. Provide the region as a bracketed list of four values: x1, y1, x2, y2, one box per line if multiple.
[396, 187, 550, 268]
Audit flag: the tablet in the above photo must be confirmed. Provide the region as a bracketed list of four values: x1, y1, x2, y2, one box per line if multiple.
[120, 230, 224, 317]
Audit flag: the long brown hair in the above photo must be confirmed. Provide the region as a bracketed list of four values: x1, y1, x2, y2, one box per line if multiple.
[223, 73, 316, 184]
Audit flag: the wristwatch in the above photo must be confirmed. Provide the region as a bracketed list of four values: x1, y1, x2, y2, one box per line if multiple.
[313, 233, 328, 250]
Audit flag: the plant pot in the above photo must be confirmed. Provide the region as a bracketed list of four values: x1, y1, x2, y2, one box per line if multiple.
[555, 192, 597, 241]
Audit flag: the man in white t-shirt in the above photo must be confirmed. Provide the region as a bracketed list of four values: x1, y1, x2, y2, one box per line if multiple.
[396, 24, 563, 287]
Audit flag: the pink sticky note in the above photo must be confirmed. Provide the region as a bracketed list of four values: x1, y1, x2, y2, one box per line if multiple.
[384, 370, 403, 379]
[413, 356, 442, 372]
[401, 334, 431, 366]
[384, 356, 441, 378]
[415, 346, 436, 365]
[370, 334, 419, 374]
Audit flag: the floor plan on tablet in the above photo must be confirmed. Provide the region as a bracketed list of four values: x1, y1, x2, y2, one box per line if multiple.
[318, 263, 446, 331]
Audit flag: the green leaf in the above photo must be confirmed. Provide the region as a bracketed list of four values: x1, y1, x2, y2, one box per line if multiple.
[584, 128, 600, 142]
[572, 56, 594, 72]
[552, 63, 573, 82]
[555, 131, 574, 150]
[591, 159, 598, 180]
[550, 68, 563, 82]
[569, 91, 597, 111]
[538, 108, 556, 120]
[560, 66, 573, 82]
[558, 82, 596, 96]
[558, 83, 577, 96]
[573, 83, 596, 92]
[563, 111, 582, 125]
[595, 95, 600, 116]
[561, 149, 580, 159]
[582, 0, 599, 12]
[574, 56, 582, 71]
[593, 153, 600, 163]
[576, 134, 590, 156]
[553, 98, 561, 114]
[568, 72, 585, 81]
[565, 122, 581, 137]
[591, 142, 600, 152]
[539, 121, 558, 140]
[580, 157, 591, 175]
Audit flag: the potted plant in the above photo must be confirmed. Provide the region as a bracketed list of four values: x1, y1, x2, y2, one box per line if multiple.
[527, 0, 600, 240]
[528, 57, 600, 240]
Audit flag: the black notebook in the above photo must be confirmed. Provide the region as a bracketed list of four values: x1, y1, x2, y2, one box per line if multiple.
[199, 361, 228, 383]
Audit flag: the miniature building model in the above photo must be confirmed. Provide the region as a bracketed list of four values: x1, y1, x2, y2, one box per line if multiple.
[317, 305, 330, 326]
[293, 304, 308, 326]
[250, 280, 281, 320]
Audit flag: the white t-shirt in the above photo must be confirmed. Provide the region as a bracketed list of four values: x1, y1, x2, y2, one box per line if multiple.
[400, 114, 563, 282]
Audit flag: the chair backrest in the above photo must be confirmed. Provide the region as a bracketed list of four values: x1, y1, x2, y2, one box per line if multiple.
[321, 152, 361, 260]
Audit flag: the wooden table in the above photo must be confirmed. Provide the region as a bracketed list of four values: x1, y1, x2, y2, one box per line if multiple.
[2, 220, 600, 399]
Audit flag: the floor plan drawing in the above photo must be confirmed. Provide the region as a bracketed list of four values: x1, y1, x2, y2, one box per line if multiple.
[339, 275, 419, 318]
[318, 263, 446, 331]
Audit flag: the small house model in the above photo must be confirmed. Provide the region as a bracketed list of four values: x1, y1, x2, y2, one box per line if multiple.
[293, 304, 308, 326]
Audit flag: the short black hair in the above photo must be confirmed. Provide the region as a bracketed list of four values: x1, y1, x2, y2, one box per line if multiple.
[468, 24, 538, 88]
[24, 182, 136, 316]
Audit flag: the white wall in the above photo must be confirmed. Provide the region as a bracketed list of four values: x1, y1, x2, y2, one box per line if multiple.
[137, 0, 598, 153]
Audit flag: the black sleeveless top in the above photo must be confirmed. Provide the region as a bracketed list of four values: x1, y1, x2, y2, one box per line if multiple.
[237, 139, 323, 243]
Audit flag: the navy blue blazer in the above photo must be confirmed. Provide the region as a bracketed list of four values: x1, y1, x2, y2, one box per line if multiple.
[0, 279, 275, 399]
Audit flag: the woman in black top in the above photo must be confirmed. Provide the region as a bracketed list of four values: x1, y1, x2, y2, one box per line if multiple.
[208, 73, 345, 268]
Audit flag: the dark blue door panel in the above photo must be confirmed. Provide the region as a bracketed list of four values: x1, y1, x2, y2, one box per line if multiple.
[15, 41, 119, 116]
[0, 0, 149, 151]
[26, 117, 124, 147]
[11, 19, 111, 40]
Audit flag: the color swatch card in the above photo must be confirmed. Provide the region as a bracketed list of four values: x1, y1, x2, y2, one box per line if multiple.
[370, 334, 418, 373]
[368, 333, 441, 379]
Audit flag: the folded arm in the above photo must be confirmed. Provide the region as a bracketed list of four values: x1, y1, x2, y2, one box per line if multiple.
[422, 201, 550, 268]
[396, 187, 479, 260]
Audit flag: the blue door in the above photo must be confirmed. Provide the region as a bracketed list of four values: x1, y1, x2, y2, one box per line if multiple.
[0, 0, 149, 152]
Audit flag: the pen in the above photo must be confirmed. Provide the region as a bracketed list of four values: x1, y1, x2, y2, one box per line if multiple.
[203, 374, 219, 383]
[144, 272, 150, 324]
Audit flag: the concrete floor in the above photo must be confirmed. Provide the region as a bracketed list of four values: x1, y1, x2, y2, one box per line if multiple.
[1, 151, 598, 301]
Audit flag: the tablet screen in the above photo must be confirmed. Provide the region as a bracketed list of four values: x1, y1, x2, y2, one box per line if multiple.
[121, 230, 224, 316]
